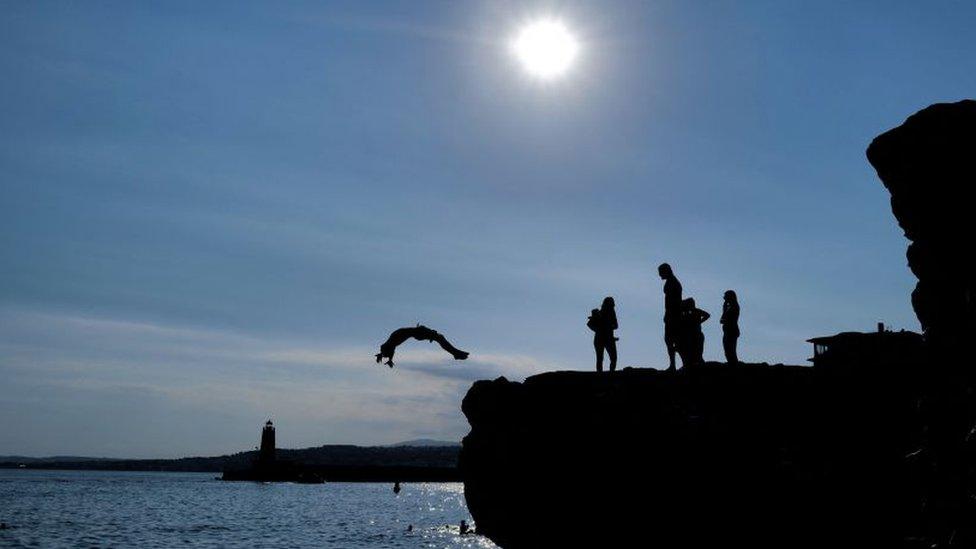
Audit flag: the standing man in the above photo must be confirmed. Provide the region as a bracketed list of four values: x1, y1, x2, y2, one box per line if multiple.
[658, 263, 683, 371]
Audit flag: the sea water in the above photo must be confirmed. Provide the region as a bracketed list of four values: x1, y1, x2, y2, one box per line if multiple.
[0, 469, 496, 548]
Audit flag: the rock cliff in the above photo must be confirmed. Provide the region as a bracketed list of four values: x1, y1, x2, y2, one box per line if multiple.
[867, 99, 976, 546]
[461, 364, 921, 547]
[459, 100, 976, 548]
[867, 99, 976, 358]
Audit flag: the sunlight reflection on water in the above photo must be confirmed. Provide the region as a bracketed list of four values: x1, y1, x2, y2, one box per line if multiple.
[0, 470, 497, 548]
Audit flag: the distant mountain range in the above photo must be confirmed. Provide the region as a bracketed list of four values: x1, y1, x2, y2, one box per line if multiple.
[0, 442, 461, 473]
[388, 439, 460, 447]
[0, 455, 111, 463]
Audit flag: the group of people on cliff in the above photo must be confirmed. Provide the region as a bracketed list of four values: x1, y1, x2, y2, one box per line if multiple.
[586, 263, 740, 372]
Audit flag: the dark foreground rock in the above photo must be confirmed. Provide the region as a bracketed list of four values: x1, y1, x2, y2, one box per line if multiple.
[868, 100, 976, 546]
[459, 100, 976, 548]
[460, 101, 976, 548]
[461, 364, 923, 548]
[867, 99, 976, 356]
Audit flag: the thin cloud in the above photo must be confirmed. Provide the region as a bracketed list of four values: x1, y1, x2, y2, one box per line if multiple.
[0, 307, 557, 455]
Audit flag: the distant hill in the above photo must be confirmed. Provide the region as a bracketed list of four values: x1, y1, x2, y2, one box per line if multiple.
[0, 444, 460, 474]
[389, 439, 460, 447]
[0, 455, 111, 463]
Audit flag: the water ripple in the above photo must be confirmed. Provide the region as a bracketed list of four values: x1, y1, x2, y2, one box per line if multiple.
[0, 470, 496, 548]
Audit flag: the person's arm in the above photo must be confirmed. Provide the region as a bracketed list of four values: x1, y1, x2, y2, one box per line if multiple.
[698, 309, 711, 323]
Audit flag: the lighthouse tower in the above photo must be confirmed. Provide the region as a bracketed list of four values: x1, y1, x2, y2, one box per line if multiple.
[259, 420, 276, 463]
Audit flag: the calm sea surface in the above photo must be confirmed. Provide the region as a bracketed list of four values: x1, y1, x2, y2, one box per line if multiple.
[0, 469, 497, 548]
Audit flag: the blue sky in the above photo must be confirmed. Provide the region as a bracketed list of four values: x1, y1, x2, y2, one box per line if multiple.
[2, 1, 974, 457]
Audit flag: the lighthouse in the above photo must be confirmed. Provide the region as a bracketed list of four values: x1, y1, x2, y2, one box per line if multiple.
[259, 420, 276, 463]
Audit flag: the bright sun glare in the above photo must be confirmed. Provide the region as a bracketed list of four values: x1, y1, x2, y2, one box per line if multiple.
[512, 19, 579, 79]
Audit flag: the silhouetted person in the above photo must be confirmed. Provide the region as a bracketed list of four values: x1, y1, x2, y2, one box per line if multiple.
[375, 324, 469, 367]
[720, 290, 740, 365]
[407, 524, 413, 533]
[586, 308, 602, 370]
[589, 297, 618, 372]
[658, 263, 683, 371]
[587, 308, 601, 331]
[459, 520, 470, 535]
[678, 298, 710, 366]
[393, 481, 401, 494]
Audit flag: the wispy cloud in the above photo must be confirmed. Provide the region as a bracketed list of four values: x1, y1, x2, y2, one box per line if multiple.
[0, 307, 555, 456]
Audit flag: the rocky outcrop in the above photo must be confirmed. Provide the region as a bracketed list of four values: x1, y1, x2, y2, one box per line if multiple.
[868, 100, 976, 546]
[867, 100, 976, 358]
[461, 364, 922, 548]
[458, 101, 976, 547]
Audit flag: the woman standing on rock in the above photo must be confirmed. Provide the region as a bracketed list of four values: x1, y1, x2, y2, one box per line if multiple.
[588, 297, 618, 372]
[721, 290, 740, 365]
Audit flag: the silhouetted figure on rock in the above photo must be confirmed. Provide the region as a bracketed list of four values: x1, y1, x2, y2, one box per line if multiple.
[588, 297, 618, 372]
[721, 290, 740, 365]
[658, 263, 683, 371]
[678, 298, 709, 366]
[375, 325, 469, 368]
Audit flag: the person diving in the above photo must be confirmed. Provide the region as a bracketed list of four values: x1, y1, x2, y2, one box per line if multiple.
[375, 324, 469, 368]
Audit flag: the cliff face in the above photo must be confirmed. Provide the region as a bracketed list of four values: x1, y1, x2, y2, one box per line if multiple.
[459, 100, 976, 547]
[461, 364, 920, 548]
[867, 99, 976, 359]
[867, 100, 976, 546]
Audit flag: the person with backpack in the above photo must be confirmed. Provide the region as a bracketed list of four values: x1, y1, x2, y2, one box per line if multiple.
[588, 297, 619, 372]
[678, 297, 710, 366]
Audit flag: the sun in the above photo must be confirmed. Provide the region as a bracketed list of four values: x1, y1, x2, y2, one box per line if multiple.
[511, 19, 579, 79]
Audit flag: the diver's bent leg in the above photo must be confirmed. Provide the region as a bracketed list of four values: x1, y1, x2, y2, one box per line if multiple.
[433, 334, 468, 360]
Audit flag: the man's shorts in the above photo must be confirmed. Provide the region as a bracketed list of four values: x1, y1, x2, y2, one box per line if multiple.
[664, 318, 680, 345]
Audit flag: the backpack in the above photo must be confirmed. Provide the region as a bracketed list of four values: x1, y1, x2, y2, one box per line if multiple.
[586, 311, 600, 332]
